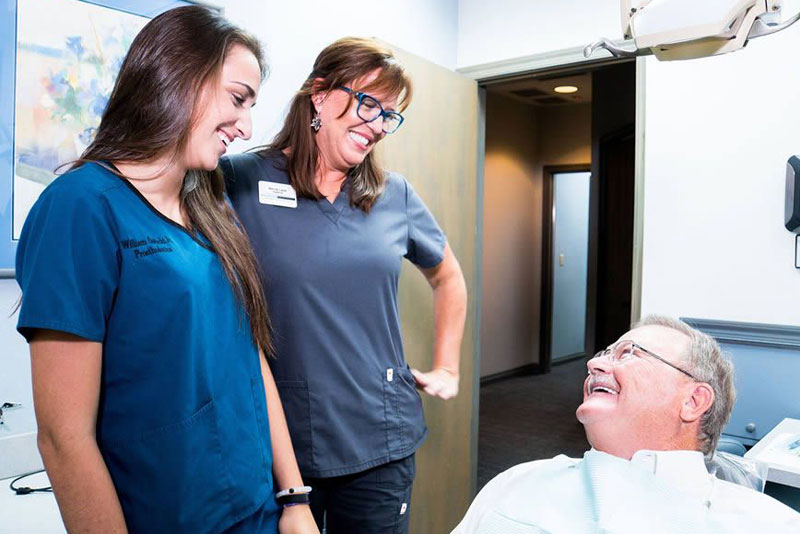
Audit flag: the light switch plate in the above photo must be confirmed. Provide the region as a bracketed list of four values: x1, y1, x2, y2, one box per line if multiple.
[796, 235, 800, 269]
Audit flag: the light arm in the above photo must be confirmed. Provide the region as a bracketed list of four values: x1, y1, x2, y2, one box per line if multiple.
[30, 330, 128, 534]
[259, 354, 319, 534]
[411, 242, 468, 400]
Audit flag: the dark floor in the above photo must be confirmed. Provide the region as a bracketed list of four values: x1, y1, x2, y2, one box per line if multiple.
[477, 357, 591, 489]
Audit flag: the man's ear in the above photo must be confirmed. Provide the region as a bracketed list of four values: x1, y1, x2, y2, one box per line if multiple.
[680, 382, 714, 423]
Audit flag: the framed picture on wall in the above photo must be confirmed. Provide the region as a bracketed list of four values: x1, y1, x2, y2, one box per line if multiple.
[0, 0, 205, 277]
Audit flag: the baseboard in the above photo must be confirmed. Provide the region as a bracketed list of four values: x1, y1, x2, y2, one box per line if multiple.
[480, 363, 545, 385]
[0, 432, 43, 480]
[551, 352, 587, 365]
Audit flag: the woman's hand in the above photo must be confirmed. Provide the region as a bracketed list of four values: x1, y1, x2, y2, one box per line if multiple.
[278, 504, 320, 534]
[410, 367, 459, 400]
[417, 243, 467, 402]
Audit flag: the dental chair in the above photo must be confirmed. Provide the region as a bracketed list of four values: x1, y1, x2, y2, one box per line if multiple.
[707, 437, 768, 492]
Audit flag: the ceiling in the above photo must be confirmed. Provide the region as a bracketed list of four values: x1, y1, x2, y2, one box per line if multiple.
[488, 72, 592, 107]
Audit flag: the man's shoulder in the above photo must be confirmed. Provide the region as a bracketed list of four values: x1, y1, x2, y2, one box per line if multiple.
[451, 455, 588, 534]
[505, 454, 580, 474]
[487, 455, 581, 490]
[713, 478, 800, 527]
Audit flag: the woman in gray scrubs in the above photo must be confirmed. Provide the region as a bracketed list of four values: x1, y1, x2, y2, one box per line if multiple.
[221, 37, 468, 533]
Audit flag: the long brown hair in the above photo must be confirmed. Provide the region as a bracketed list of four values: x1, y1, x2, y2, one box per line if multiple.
[73, 6, 273, 355]
[265, 37, 412, 212]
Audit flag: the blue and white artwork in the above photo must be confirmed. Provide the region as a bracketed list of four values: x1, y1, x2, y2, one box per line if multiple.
[0, 0, 195, 275]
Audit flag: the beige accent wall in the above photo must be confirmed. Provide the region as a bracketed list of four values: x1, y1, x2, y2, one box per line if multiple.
[376, 45, 479, 533]
[481, 95, 590, 377]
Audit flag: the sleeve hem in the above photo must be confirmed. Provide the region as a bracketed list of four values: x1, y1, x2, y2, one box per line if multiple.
[17, 320, 104, 343]
[414, 235, 447, 269]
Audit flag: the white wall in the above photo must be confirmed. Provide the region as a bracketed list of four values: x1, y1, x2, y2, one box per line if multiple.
[457, 0, 620, 68]
[0, 0, 459, 477]
[458, 0, 800, 326]
[641, 25, 800, 325]
[0, 279, 38, 479]
[222, 0, 458, 149]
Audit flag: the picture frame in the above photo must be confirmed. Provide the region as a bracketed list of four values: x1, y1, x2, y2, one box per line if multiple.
[0, 0, 201, 278]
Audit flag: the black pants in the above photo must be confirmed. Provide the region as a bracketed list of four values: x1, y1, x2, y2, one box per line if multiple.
[305, 454, 416, 534]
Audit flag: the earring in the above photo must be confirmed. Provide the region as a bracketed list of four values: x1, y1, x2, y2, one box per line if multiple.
[310, 112, 322, 132]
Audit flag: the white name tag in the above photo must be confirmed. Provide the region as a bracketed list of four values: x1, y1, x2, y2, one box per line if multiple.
[258, 181, 297, 208]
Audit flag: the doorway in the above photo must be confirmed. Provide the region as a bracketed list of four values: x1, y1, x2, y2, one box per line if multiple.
[540, 165, 592, 369]
[477, 60, 637, 487]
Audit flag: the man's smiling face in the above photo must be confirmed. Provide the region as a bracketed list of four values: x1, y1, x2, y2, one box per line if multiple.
[576, 325, 694, 458]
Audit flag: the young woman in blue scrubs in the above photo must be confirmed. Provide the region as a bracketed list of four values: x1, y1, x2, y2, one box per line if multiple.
[15, 7, 318, 534]
[221, 38, 468, 533]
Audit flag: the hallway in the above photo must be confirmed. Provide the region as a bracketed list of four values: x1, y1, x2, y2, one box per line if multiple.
[478, 358, 591, 488]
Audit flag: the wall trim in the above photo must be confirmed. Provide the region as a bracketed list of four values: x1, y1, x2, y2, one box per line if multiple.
[457, 40, 636, 83]
[540, 165, 593, 373]
[682, 317, 800, 350]
[470, 87, 486, 500]
[480, 363, 545, 386]
[630, 57, 646, 323]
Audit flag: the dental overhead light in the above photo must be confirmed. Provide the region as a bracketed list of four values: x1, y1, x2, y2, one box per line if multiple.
[585, 0, 800, 61]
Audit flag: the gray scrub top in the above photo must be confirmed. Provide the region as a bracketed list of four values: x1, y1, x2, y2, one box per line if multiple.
[221, 151, 446, 477]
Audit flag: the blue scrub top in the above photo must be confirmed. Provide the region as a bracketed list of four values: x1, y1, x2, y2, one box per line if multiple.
[222, 151, 446, 478]
[16, 163, 279, 534]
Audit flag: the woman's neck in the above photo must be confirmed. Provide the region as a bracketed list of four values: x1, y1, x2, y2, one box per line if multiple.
[314, 157, 348, 203]
[114, 155, 187, 225]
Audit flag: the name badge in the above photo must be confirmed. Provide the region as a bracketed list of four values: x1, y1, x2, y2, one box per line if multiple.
[258, 181, 297, 208]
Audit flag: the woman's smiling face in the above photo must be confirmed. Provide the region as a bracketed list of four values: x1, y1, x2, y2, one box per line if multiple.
[312, 68, 399, 174]
[182, 44, 261, 171]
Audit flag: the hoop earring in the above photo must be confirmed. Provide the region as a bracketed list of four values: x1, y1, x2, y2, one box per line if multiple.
[310, 112, 322, 132]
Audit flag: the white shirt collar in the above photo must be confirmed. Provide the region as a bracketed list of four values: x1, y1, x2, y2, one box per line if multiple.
[629, 449, 714, 503]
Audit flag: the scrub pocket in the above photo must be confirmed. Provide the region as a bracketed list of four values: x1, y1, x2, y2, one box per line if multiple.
[250, 377, 271, 473]
[382, 367, 427, 456]
[375, 454, 416, 489]
[275, 380, 314, 469]
[100, 400, 234, 534]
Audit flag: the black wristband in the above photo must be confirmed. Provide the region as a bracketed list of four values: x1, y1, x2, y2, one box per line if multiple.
[276, 492, 310, 507]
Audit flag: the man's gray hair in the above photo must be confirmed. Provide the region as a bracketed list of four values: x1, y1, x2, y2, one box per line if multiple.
[633, 315, 735, 456]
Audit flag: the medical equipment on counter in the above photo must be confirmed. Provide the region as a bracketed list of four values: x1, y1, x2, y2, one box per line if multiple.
[585, 0, 800, 61]
[0, 402, 22, 427]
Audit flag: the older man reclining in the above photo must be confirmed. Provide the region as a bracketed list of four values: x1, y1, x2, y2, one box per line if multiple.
[453, 315, 800, 533]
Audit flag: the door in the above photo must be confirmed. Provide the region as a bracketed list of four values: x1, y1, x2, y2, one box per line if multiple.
[541, 166, 591, 368]
[595, 127, 635, 351]
[375, 44, 479, 533]
[550, 170, 591, 362]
